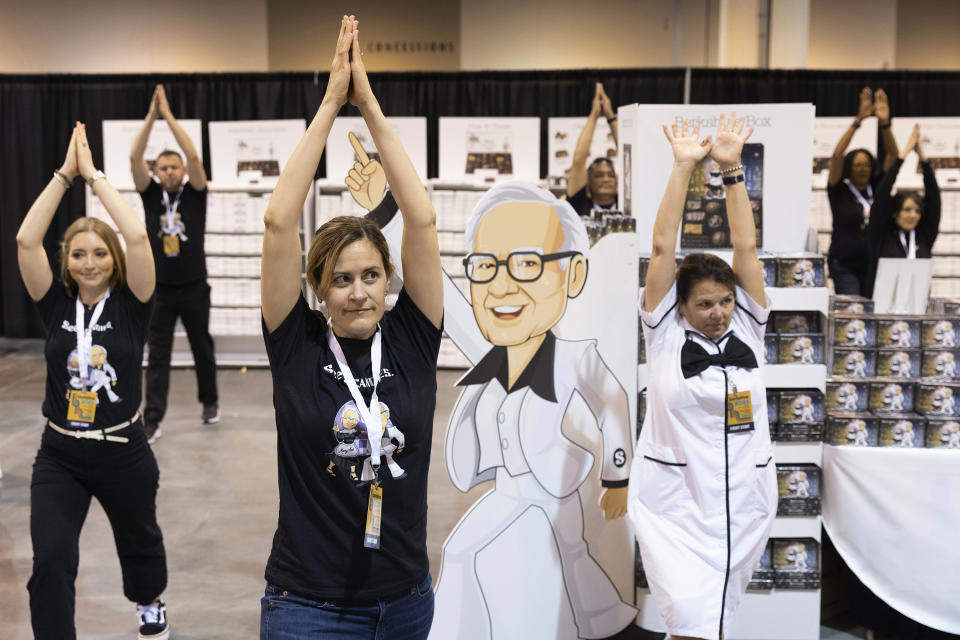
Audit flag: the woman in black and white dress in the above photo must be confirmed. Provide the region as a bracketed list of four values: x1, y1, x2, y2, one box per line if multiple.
[628, 115, 777, 640]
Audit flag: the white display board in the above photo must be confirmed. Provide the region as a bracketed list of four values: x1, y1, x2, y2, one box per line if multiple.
[208, 119, 305, 187]
[889, 117, 960, 189]
[438, 117, 540, 183]
[547, 117, 615, 184]
[618, 103, 815, 254]
[102, 119, 203, 191]
[812, 117, 878, 189]
[326, 117, 427, 183]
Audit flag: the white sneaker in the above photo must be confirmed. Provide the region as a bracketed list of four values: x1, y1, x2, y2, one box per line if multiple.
[137, 600, 170, 640]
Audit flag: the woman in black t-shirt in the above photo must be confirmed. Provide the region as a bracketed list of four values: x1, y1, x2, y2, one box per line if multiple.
[16, 123, 169, 639]
[259, 17, 443, 640]
[826, 87, 899, 295]
[865, 124, 942, 296]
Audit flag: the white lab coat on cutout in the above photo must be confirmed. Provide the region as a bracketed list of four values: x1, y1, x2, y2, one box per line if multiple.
[628, 283, 777, 640]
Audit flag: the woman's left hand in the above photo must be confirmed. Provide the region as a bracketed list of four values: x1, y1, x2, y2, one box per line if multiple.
[873, 88, 890, 124]
[76, 122, 98, 180]
[348, 18, 377, 110]
[710, 111, 753, 169]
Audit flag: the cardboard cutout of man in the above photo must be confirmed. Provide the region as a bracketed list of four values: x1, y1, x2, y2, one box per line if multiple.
[346, 146, 636, 638]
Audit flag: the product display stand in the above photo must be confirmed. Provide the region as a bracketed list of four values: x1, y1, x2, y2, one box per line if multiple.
[85, 182, 314, 368]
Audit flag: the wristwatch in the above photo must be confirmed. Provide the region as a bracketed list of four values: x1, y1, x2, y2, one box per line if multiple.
[87, 170, 106, 186]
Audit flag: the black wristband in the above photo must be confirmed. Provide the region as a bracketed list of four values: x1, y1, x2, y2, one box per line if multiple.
[880, 121, 891, 129]
[607, 116, 617, 124]
[852, 120, 862, 129]
[722, 174, 745, 186]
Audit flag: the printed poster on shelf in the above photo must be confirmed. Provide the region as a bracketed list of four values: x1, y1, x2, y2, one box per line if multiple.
[326, 117, 428, 183]
[812, 117, 878, 189]
[102, 119, 203, 191]
[208, 120, 306, 187]
[438, 117, 540, 183]
[547, 117, 616, 188]
[890, 117, 960, 189]
[618, 102, 814, 254]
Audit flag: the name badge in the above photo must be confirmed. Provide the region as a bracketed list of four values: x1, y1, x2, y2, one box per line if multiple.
[364, 483, 383, 549]
[726, 389, 755, 433]
[66, 389, 98, 424]
[163, 235, 180, 257]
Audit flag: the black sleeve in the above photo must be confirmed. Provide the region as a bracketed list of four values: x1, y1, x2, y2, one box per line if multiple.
[365, 190, 399, 228]
[139, 179, 159, 198]
[34, 279, 65, 333]
[263, 294, 321, 371]
[868, 159, 902, 247]
[386, 288, 442, 369]
[118, 285, 155, 344]
[827, 182, 858, 233]
[565, 187, 590, 217]
[920, 161, 942, 245]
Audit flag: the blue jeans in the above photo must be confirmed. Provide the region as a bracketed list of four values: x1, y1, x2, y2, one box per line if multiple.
[260, 574, 434, 640]
[828, 258, 866, 296]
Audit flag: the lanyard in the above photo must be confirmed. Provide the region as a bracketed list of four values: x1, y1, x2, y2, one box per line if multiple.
[844, 179, 873, 222]
[899, 230, 917, 259]
[327, 327, 384, 472]
[75, 290, 110, 390]
[161, 186, 184, 228]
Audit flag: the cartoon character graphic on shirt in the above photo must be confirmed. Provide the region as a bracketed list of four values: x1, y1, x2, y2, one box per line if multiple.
[351, 168, 636, 639]
[881, 383, 905, 412]
[933, 320, 955, 348]
[66, 345, 120, 404]
[159, 212, 188, 242]
[331, 400, 406, 484]
[786, 470, 810, 497]
[891, 421, 915, 447]
[934, 352, 957, 378]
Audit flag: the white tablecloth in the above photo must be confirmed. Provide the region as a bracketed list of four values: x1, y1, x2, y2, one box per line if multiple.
[822, 445, 960, 634]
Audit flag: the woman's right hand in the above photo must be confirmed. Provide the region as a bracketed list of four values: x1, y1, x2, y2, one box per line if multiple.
[322, 15, 354, 109]
[663, 119, 712, 169]
[76, 122, 98, 180]
[59, 127, 79, 181]
[856, 86, 873, 122]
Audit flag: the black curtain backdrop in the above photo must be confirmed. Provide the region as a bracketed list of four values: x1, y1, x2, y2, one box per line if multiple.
[4, 67, 960, 337]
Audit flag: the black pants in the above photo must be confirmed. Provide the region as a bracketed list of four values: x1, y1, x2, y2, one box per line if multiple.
[28, 420, 167, 640]
[145, 280, 218, 422]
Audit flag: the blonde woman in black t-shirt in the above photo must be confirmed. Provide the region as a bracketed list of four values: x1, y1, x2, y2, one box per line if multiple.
[259, 16, 442, 640]
[16, 123, 170, 640]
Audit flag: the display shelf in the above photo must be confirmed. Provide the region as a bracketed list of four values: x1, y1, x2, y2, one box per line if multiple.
[773, 441, 823, 464]
[764, 364, 827, 392]
[770, 515, 821, 540]
[767, 287, 829, 315]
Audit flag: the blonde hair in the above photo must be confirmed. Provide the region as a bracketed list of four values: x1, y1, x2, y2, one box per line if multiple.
[306, 216, 393, 299]
[59, 217, 126, 298]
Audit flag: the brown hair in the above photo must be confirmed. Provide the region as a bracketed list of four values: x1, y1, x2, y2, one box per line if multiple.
[676, 253, 736, 303]
[59, 217, 127, 297]
[306, 216, 393, 299]
[155, 149, 183, 164]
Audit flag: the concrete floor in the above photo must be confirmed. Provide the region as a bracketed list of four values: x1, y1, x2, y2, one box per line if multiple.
[0, 352, 864, 640]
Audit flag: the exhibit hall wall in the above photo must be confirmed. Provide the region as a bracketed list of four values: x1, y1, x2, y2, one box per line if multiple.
[0, 0, 269, 73]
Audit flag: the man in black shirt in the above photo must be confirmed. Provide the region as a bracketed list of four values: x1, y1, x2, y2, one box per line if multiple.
[131, 84, 218, 443]
[565, 82, 619, 217]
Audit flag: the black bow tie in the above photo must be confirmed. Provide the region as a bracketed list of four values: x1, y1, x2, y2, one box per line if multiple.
[680, 334, 758, 379]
